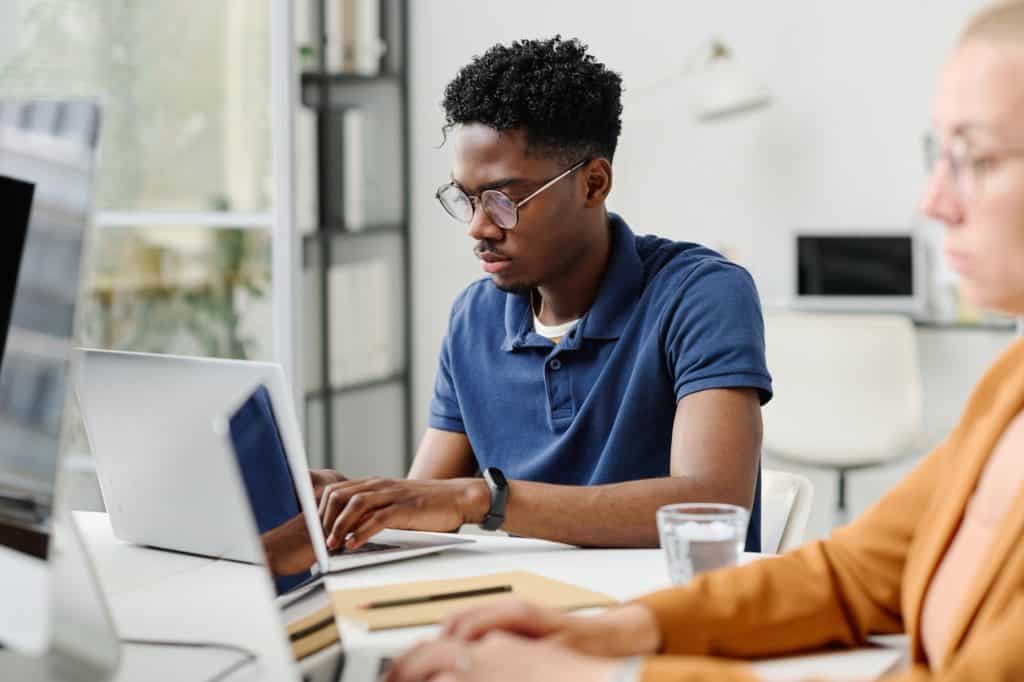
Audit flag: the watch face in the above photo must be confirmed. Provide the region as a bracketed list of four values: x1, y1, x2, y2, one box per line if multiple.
[487, 467, 508, 488]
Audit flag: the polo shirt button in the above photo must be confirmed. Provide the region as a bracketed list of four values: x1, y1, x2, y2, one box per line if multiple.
[549, 358, 562, 370]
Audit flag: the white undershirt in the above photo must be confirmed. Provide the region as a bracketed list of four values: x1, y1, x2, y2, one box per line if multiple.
[531, 289, 581, 341]
[533, 313, 580, 340]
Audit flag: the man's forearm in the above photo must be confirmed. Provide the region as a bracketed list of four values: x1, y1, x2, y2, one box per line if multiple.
[463, 476, 753, 548]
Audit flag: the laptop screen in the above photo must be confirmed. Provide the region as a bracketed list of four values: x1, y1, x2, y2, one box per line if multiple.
[227, 383, 311, 595]
[228, 383, 398, 678]
[226, 383, 413, 679]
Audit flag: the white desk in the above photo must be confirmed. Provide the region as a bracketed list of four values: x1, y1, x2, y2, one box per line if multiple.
[75, 512, 905, 681]
[73, 511, 298, 681]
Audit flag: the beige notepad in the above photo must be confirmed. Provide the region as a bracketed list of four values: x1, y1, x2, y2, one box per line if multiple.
[287, 604, 341, 660]
[330, 570, 617, 631]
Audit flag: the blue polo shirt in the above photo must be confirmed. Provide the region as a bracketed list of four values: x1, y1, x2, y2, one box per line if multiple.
[429, 214, 772, 550]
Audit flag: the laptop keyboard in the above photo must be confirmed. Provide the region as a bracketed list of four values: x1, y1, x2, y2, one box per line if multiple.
[329, 541, 400, 556]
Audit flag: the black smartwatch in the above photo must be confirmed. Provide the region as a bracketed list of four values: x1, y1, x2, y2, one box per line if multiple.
[480, 467, 509, 531]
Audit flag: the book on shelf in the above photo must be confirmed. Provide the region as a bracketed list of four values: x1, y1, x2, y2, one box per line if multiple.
[324, 0, 385, 75]
[342, 107, 366, 231]
[326, 259, 394, 389]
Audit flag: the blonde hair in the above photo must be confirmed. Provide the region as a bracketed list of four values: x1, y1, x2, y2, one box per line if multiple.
[962, 1, 1024, 45]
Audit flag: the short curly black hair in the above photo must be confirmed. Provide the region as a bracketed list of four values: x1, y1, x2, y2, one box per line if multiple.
[442, 36, 623, 162]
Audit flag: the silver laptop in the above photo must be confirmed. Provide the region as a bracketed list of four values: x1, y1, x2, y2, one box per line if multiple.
[217, 382, 426, 681]
[76, 349, 470, 570]
[214, 377, 473, 578]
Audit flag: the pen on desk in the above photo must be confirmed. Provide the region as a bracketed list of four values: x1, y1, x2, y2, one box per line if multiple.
[289, 614, 336, 642]
[361, 584, 513, 610]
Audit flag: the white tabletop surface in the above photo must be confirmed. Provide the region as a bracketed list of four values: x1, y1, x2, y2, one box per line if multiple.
[74, 511, 298, 681]
[74, 512, 906, 681]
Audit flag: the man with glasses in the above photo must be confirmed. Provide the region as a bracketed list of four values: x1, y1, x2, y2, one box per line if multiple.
[315, 37, 772, 551]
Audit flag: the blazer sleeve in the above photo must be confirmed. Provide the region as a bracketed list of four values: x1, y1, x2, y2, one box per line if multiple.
[633, 591, 1024, 682]
[632, 439, 948, 676]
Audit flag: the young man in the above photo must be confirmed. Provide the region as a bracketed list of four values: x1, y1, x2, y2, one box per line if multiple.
[315, 37, 772, 551]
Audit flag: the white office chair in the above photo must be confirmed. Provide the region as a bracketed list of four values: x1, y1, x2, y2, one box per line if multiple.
[762, 311, 924, 525]
[761, 468, 814, 554]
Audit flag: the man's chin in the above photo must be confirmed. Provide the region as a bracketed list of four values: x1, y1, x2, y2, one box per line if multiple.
[491, 275, 534, 296]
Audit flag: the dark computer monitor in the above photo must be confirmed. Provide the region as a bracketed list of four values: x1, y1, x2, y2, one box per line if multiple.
[794, 232, 925, 317]
[797, 234, 914, 296]
[0, 174, 40, 558]
[0, 100, 100, 559]
[0, 176, 34, 377]
[0, 102, 123, 673]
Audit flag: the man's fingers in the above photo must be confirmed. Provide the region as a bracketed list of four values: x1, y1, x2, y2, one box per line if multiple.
[310, 470, 348, 503]
[327, 490, 399, 550]
[318, 478, 389, 528]
[319, 483, 353, 530]
[317, 478, 361, 516]
[345, 508, 398, 549]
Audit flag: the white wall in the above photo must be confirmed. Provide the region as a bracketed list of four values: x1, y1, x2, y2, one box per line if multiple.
[408, 0, 990, 441]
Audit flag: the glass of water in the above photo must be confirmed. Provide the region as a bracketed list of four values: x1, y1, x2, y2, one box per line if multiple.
[657, 503, 749, 585]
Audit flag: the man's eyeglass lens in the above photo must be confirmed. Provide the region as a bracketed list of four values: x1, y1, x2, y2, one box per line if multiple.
[437, 185, 518, 229]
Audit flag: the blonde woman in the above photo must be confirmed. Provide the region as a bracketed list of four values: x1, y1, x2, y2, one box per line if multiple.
[386, 2, 1024, 681]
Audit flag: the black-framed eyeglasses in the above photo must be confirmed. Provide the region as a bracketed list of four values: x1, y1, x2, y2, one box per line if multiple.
[435, 159, 588, 230]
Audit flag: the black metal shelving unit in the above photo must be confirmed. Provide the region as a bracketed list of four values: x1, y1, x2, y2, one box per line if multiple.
[301, 0, 412, 472]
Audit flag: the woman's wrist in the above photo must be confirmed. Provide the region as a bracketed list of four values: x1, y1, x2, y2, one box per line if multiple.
[610, 604, 661, 655]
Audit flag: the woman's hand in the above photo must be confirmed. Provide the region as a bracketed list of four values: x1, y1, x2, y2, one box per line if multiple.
[442, 599, 662, 658]
[384, 631, 621, 682]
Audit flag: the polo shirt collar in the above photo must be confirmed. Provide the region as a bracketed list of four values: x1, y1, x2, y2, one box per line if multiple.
[501, 213, 644, 351]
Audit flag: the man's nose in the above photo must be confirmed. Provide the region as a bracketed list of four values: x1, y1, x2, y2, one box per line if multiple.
[466, 201, 505, 241]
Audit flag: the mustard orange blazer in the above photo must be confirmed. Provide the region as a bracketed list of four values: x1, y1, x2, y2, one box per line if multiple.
[632, 336, 1024, 682]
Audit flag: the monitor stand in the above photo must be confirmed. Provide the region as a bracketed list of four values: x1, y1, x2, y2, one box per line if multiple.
[0, 509, 120, 680]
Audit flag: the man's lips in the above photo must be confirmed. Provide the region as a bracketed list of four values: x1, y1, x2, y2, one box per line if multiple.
[477, 251, 511, 274]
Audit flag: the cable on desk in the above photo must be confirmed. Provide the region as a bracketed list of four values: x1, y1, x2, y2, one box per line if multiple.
[121, 637, 259, 682]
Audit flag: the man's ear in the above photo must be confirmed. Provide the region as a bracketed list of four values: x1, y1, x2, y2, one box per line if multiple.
[582, 158, 612, 206]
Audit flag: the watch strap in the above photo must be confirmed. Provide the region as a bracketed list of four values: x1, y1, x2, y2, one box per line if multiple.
[480, 468, 508, 531]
